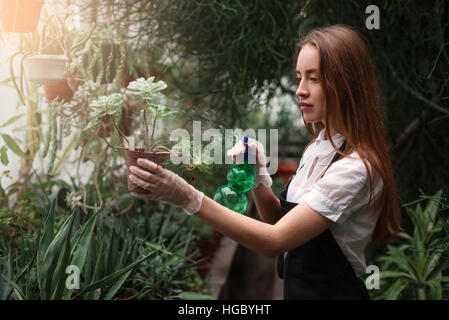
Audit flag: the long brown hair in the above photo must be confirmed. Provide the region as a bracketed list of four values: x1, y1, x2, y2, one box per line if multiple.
[297, 24, 402, 244]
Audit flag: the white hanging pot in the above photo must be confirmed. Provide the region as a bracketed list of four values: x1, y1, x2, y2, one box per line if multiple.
[23, 54, 68, 85]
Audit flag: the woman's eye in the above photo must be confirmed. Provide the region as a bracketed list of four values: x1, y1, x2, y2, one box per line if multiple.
[296, 77, 302, 83]
[310, 77, 318, 81]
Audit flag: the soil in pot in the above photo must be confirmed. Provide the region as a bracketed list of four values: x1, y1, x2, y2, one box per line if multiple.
[125, 148, 171, 193]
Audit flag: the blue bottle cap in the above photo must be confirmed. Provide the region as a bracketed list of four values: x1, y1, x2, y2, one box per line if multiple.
[241, 136, 248, 163]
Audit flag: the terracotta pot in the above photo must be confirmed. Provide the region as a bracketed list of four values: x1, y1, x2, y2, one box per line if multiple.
[43, 78, 80, 103]
[125, 148, 170, 193]
[1, 0, 44, 33]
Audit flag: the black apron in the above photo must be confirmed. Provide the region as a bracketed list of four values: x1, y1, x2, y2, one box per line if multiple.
[277, 142, 370, 300]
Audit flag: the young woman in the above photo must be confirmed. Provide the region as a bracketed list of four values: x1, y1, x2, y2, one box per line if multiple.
[128, 24, 402, 300]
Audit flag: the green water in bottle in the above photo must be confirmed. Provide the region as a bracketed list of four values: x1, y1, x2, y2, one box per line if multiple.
[213, 136, 255, 214]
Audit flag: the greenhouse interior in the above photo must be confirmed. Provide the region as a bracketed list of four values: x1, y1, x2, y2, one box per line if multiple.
[0, 0, 448, 305]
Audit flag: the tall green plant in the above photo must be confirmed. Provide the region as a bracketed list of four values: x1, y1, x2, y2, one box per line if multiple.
[35, 200, 158, 299]
[374, 190, 449, 300]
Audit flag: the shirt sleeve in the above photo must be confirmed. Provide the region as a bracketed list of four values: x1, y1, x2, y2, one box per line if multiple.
[302, 155, 378, 224]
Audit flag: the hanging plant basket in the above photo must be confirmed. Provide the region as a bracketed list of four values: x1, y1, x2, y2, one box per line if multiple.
[125, 149, 171, 194]
[1, 0, 45, 33]
[23, 54, 68, 85]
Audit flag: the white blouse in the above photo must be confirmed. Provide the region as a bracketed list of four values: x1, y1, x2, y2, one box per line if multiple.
[286, 128, 382, 276]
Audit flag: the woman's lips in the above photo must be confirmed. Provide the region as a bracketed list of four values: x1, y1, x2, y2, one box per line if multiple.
[300, 103, 313, 111]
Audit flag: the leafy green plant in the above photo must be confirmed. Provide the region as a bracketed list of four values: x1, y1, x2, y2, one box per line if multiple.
[33, 200, 161, 300]
[1, 171, 214, 300]
[123, 202, 213, 300]
[373, 190, 449, 300]
[84, 77, 176, 153]
[126, 77, 176, 152]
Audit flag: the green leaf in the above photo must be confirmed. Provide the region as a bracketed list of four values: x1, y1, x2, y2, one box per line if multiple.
[64, 210, 99, 299]
[70, 210, 99, 272]
[73, 249, 158, 300]
[175, 292, 214, 300]
[37, 199, 56, 293]
[379, 271, 413, 280]
[9, 280, 25, 300]
[104, 269, 133, 300]
[0, 113, 24, 128]
[423, 190, 443, 234]
[417, 287, 426, 300]
[425, 256, 449, 281]
[0, 146, 8, 165]
[0, 134, 29, 159]
[383, 279, 408, 300]
[423, 252, 442, 281]
[39, 212, 75, 299]
[50, 219, 74, 300]
[144, 240, 196, 264]
[427, 278, 442, 299]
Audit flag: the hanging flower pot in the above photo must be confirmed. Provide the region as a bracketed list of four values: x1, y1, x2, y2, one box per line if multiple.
[42, 77, 81, 103]
[1, 0, 45, 33]
[125, 149, 170, 194]
[23, 54, 68, 85]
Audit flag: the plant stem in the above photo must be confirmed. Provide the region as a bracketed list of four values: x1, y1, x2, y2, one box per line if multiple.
[150, 114, 157, 151]
[111, 116, 129, 145]
[100, 135, 127, 150]
[143, 107, 149, 151]
[77, 143, 88, 215]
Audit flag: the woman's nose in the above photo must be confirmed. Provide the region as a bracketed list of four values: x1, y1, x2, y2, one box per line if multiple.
[296, 82, 308, 98]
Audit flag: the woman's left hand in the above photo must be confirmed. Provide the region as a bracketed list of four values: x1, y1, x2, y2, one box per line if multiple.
[128, 158, 204, 215]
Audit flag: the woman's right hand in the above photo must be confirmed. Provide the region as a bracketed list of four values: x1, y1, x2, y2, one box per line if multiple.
[226, 137, 272, 189]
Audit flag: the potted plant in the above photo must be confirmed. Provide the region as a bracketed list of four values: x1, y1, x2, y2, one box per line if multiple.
[84, 76, 176, 193]
[23, 54, 68, 85]
[42, 77, 82, 103]
[0, 0, 45, 33]
[17, 14, 94, 89]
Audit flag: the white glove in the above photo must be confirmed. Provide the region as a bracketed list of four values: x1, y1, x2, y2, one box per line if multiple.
[129, 158, 204, 215]
[226, 137, 272, 189]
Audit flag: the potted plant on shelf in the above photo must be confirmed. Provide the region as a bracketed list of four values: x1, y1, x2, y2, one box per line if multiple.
[84, 76, 176, 193]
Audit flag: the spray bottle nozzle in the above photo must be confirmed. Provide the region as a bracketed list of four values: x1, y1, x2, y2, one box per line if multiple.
[241, 136, 248, 163]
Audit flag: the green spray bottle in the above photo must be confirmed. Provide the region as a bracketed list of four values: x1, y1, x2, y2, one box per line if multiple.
[213, 136, 255, 214]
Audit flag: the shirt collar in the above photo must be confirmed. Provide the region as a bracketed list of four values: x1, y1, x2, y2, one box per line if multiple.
[314, 128, 345, 158]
